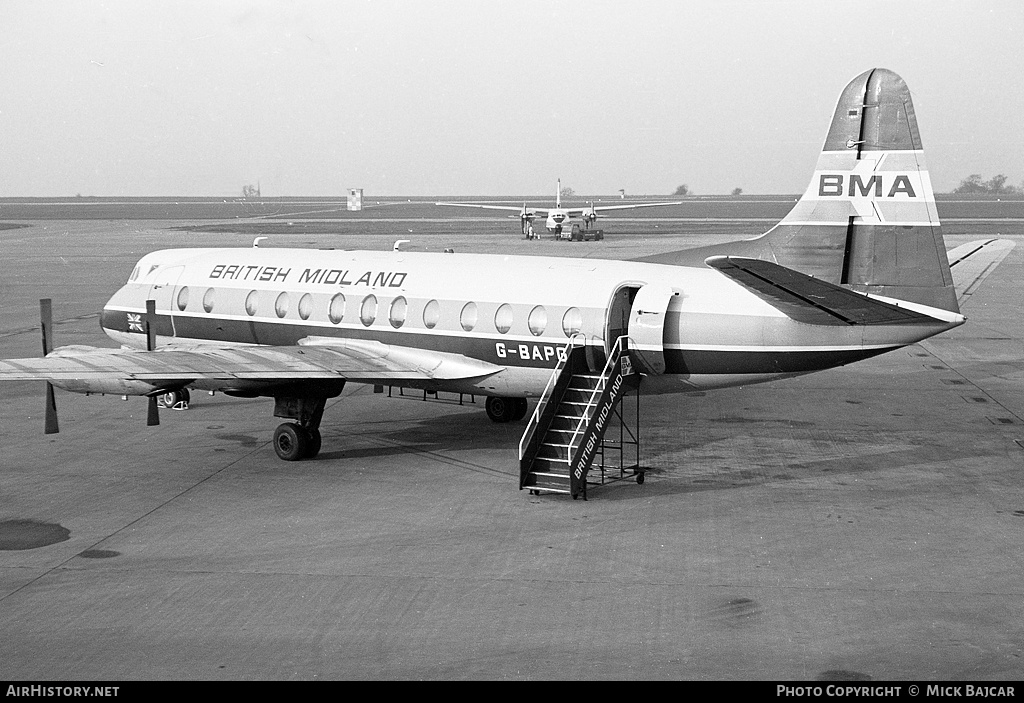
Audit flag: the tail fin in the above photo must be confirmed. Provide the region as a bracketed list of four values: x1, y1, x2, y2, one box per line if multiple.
[556, 178, 562, 208]
[638, 69, 959, 314]
[766, 68, 957, 312]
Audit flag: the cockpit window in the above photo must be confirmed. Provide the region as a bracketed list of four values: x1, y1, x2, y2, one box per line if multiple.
[129, 266, 140, 282]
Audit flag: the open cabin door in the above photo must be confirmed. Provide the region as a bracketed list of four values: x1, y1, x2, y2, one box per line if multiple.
[625, 284, 675, 375]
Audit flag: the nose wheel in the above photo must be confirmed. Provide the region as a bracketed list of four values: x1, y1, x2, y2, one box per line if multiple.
[157, 388, 190, 410]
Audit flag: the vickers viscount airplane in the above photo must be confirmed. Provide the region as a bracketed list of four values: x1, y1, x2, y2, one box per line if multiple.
[436, 179, 682, 236]
[0, 68, 1014, 465]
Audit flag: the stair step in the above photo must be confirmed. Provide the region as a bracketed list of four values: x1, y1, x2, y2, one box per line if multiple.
[537, 445, 570, 459]
[525, 474, 571, 487]
[531, 457, 569, 471]
[529, 474, 571, 485]
[524, 486, 571, 495]
[540, 431, 577, 446]
[564, 386, 599, 395]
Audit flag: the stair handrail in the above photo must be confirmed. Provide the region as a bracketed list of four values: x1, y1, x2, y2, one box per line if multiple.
[565, 335, 629, 465]
[518, 333, 585, 460]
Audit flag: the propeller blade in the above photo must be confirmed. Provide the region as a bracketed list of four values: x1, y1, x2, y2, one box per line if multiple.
[145, 299, 159, 426]
[147, 395, 160, 426]
[40, 298, 59, 434]
[145, 299, 157, 352]
[44, 383, 59, 434]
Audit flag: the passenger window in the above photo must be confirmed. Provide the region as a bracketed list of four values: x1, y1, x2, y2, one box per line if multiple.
[460, 302, 478, 332]
[275, 292, 289, 319]
[389, 296, 407, 328]
[202, 288, 215, 313]
[329, 293, 346, 324]
[176, 286, 189, 312]
[494, 303, 513, 334]
[423, 299, 440, 329]
[529, 305, 547, 336]
[562, 307, 583, 336]
[298, 293, 313, 321]
[360, 295, 377, 326]
[245, 290, 258, 317]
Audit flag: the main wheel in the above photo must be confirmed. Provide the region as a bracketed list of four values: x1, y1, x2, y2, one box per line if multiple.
[485, 396, 516, 423]
[304, 428, 322, 459]
[273, 422, 308, 461]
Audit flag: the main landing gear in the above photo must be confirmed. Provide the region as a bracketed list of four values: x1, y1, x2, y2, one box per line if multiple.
[485, 396, 528, 423]
[273, 422, 322, 461]
[271, 382, 345, 461]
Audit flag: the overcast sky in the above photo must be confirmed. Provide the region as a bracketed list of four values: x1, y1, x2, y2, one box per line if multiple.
[1, 0, 1021, 197]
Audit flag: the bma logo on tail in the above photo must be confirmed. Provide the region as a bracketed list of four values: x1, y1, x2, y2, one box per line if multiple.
[818, 174, 918, 198]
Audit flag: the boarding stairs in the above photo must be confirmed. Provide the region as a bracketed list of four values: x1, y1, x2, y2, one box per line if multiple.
[519, 336, 642, 500]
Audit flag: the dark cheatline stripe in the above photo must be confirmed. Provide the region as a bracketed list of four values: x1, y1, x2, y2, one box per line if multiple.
[103, 309, 897, 376]
[102, 310, 569, 369]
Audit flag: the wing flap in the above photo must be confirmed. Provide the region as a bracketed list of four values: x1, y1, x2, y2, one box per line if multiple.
[947, 238, 1016, 306]
[0, 339, 502, 385]
[705, 256, 941, 326]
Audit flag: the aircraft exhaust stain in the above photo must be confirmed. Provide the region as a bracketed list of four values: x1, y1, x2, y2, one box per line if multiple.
[0, 519, 70, 550]
[707, 596, 761, 628]
[214, 433, 261, 447]
[79, 549, 120, 559]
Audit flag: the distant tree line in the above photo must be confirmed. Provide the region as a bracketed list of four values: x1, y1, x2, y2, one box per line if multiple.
[673, 185, 744, 196]
[951, 174, 1023, 195]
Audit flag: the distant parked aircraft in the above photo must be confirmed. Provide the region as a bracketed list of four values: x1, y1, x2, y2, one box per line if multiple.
[436, 180, 682, 235]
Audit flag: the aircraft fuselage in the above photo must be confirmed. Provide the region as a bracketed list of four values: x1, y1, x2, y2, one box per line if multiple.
[100, 246, 962, 398]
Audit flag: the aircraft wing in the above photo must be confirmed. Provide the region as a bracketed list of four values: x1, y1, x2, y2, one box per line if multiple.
[0, 337, 502, 389]
[705, 256, 944, 326]
[946, 238, 1016, 306]
[583, 201, 683, 214]
[434, 202, 551, 215]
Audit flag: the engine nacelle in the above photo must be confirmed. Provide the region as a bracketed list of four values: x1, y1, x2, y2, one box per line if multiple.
[50, 378, 163, 396]
[46, 346, 169, 396]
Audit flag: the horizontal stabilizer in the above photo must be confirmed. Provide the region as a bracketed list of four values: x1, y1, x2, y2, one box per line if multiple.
[705, 256, 943, 326]
[947, 238, 1016, 306]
